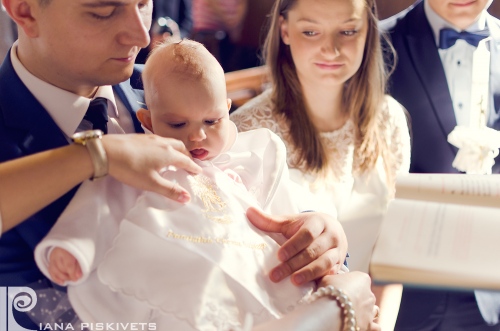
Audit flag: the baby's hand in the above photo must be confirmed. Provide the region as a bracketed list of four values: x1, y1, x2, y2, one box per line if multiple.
[48, 247, 82, 285]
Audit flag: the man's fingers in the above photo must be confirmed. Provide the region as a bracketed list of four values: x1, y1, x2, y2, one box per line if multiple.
[149, 172, 192, 203]
[292, 248, 340, 285]
[167, 149, 202, 175]
[277, 220, 324, 262]
[246, 207, 288, 233]
[271, 248, 340, 285]
[280, 232, 336, 270]
[162, 137, 191, 155]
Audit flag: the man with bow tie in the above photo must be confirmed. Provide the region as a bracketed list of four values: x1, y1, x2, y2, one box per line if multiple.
[381, 0, 500, 330]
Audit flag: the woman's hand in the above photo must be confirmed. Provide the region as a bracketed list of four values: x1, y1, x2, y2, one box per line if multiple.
[246, 207, 348, 285]
[319, 272, 380, 331]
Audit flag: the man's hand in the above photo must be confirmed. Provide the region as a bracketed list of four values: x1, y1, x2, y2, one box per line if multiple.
[319, 272, 380, 331]
[246, 207, 347, 286]
[48, 248, 82, 285]
[103, 134, 202, 203]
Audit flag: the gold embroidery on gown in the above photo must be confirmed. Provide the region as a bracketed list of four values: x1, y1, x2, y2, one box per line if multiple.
[165, 174, 268, 250]
[189, 174, 232, 224]
[166, 230, 267, 250]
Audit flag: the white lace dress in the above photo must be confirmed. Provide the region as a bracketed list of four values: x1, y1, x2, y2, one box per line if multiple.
[231, 89, 411, 272]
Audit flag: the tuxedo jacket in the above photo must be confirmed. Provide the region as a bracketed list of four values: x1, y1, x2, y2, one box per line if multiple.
[0, 52, 144, 286]
[381, 0, 500, 175]
[381, 1, 500, 327]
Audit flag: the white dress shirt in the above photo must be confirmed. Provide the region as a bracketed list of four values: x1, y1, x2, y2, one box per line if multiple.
[9, 42, 135, 136]
[425, 1, 489, 127]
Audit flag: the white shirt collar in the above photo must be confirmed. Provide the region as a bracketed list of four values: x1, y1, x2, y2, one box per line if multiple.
[424, 0, 488, 47]
[10, 41, 119, 137]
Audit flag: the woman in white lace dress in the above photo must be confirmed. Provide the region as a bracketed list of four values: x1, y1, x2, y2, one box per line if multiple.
[230, 0, 411, 328]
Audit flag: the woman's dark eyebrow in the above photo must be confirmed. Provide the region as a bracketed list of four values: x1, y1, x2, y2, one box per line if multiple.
[296, 17, 361, 24]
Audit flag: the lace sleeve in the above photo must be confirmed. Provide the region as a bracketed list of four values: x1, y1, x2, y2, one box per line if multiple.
[384, 96, 412, 177]
[230, 90, 283, 134]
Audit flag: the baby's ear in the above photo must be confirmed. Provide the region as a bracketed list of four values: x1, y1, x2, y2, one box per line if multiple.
[227, 98, 232, 111]
[136, 108, 153, 132]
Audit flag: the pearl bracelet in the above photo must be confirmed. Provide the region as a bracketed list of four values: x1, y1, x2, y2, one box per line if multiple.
[303, 285, 359, 331]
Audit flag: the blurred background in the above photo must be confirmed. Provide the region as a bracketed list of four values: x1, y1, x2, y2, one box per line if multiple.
[2, 0, 500, 71]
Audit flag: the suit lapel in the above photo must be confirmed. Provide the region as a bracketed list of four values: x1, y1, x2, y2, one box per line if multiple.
[404, 3, 457, 154]
[0, 54, 69, 158]
[113, 81, 144, 133]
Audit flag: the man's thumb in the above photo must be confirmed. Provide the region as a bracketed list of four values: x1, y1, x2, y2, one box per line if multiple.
[246, 207, 283, 233]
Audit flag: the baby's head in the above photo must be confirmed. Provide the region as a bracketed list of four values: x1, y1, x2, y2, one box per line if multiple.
[138, 39, 235, 161]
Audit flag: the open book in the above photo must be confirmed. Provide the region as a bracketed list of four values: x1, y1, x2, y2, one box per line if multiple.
[370, 174, 500, 291]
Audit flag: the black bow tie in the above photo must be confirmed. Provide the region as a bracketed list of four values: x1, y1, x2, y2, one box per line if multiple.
[439, 28, 489, 49]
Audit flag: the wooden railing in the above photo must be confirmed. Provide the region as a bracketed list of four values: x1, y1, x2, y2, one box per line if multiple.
[225, 65, 269, 109]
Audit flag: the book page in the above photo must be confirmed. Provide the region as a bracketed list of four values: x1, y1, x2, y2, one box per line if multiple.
[395, 174, 500, 208]
[370, 199, 500, 290]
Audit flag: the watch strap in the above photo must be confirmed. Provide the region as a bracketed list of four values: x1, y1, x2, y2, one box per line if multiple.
[72, 130, 108, 180]
[85, 136, 108, 179]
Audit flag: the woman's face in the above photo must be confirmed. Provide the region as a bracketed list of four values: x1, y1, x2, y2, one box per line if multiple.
[280, 0, 368, 88]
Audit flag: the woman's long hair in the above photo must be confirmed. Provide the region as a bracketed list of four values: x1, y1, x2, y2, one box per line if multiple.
[263, 0, 392, 175]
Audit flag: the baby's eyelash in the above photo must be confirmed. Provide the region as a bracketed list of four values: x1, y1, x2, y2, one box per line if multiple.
[169, 123, 186, 128]
[205, 119, 220, 125]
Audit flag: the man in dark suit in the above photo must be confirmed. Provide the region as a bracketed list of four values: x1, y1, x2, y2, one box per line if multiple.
[0, 0, 364, 329]
[381, 0, 500, 330]
[0, 0, 204, 327]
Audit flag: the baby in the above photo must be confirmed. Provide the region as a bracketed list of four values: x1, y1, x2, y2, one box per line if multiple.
[35, 40, 316, 330]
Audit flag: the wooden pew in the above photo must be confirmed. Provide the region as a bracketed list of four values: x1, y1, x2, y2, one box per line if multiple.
[225, 65, 269, 110]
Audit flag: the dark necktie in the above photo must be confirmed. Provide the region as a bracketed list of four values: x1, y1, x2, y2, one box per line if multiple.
[439, 28, 488, 49]
[84, 97, 109, 134]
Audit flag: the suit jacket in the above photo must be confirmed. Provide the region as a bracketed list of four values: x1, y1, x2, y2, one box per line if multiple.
[0, 52, 144, 286]
[381, 0, 500, 175]
[381, 1, 500, 326]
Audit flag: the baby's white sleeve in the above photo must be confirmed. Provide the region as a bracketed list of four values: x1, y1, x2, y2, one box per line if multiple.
[34, 177, 140, 285]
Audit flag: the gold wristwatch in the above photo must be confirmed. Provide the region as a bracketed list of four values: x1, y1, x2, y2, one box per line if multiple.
[72, 130, 108, 180]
